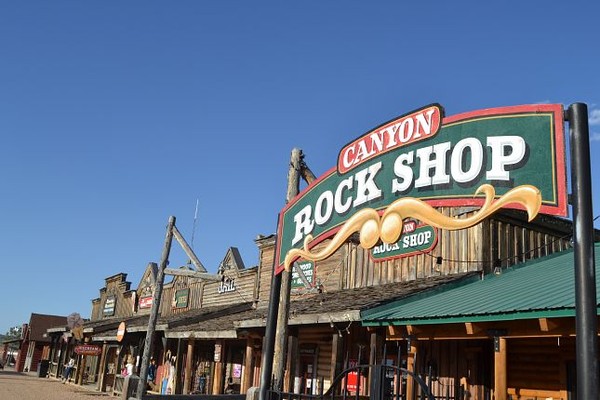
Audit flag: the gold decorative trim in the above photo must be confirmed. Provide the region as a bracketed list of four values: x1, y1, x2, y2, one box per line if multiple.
[284, 184, 541, 272]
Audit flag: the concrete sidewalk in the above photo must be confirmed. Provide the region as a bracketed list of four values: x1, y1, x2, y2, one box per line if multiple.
[0, 366, 108, 400]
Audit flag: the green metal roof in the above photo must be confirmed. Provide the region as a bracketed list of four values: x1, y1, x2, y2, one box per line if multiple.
[361, 243, 600, 326]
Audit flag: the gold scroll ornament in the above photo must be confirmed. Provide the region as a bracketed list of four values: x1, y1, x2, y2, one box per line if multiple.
[284, 184, 542, 272]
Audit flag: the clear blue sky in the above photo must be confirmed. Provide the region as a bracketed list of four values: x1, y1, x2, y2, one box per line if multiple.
[1, 1, 599, 334]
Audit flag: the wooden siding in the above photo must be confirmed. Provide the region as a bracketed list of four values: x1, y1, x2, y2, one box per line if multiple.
[298, 326, 334, 393]
[414, 339, 492, 400]
[160, 276, 204, 317]
[202, 269, 258, 307]
[507, 337, 573, 399]
[256, 236, 276, 307]
[90, 273, 134, 321]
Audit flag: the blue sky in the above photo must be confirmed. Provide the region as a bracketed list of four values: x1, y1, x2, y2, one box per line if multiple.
[1, 1, 599, 334]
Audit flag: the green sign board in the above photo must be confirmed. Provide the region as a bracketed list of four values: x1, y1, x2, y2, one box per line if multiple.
[291, 260, 315, 289]
[275, 104, 566, 273]
[173, 288, 189, 309]
[370, 224, 437, 261]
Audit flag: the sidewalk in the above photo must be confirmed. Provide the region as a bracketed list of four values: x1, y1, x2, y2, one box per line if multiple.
[0, 365, 108, 400]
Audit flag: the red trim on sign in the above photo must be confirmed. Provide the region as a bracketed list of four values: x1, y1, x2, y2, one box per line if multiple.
[337, 104, 443, 174]
[275, 104, 568, 274]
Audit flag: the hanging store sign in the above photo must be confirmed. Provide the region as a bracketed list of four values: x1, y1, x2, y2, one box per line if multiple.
[275, 104, 566, 274]
[173, 288, 189, 309]
[74, 344, 103, 356]
[291, 260, 315, 289]
[139, 296, 153, 309]
[370, 223, 437, 261]
[116, 322, 126, 342]
[103, 295, 116, 317]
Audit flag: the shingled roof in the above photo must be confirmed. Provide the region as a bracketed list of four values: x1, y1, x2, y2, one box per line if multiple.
[238, 272, 477, 328]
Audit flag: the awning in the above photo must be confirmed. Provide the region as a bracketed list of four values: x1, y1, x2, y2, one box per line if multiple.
[362, 244, 600, 326]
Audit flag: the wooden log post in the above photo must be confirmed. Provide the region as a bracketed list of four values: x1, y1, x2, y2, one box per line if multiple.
[213, 340, 224, 394]
[135, 217, 176, 399]
[175, 339, 183, 394]
[273, 148, 302, 390]
[285, 330, 298, 392]
[330, 331, 343, 390]
[183, 338, 195, 394]
[97, 342, 108, 392]
[406, 340, 418, 400]
[242, 337, 254, 393]
[368, 328, 384, 397]
[77, 354, 87, 384]
[494, 337, 507, 400]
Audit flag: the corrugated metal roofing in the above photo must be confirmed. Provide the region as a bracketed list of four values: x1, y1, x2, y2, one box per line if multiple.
[362, 243, 600, 326]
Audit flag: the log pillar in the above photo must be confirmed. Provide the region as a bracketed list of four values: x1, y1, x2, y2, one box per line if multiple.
[183, 338, 195, 394]
[406, 340, 418, 400]
[285, 331, 298, 392]
[242, 337, 254, 393]
[213, 340, 224, 394]
[494, 337, 507, 400]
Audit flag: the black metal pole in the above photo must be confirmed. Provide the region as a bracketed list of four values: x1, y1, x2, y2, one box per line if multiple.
[568, 102, 598, 400]
[259, 238, 282, 400]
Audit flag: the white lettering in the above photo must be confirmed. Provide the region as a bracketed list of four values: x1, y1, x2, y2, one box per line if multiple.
[353, 162, 383, 207]
[314, 190, 334, 225]
[391, 151, 414, 193]
[451, 138, 483, 183]
[341, 147, 356, 170]
[414, 142, 451, 188]
[292, 205, 314, 246]
[413, 108, 436, 138]
[334, 177, 353, 214]
[486, 136, 526, 180]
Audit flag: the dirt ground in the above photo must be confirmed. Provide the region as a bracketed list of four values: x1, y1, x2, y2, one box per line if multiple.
[0, 366, 108, 400]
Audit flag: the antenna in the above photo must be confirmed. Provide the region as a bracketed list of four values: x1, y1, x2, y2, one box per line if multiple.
[191, 198, 199, 250]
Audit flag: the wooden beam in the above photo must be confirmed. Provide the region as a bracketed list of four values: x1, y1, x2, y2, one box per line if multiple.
[538, 317, 558, 332]
[406, 325, 420, 336]
[164, 268, 220, 281]
[387, 325, 404, 339]
[465, 322, 482, 335]
[172, 225, 207, 272]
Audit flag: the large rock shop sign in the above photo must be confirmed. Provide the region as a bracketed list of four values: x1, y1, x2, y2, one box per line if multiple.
[275, 104, 567, 274]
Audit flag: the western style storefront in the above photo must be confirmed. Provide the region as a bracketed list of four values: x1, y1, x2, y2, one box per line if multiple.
[361, 243, 600, 400]
[44, 210, 587, 399]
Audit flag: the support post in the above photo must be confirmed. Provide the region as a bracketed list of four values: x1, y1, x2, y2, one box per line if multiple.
[568, 102, 598, 400]
[406, 340, 417, 400]
[135, 216, 176, 399]
[258, 265, 281, 400]
[493, 337, 507, 400]
[183, 338, 194, 394]
[242, 337, 254, 393]
[259, 148, 304, 400]
[273, 148, 302, 389]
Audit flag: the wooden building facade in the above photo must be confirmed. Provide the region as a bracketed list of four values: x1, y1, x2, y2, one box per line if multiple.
[44, 208, 590, 400]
